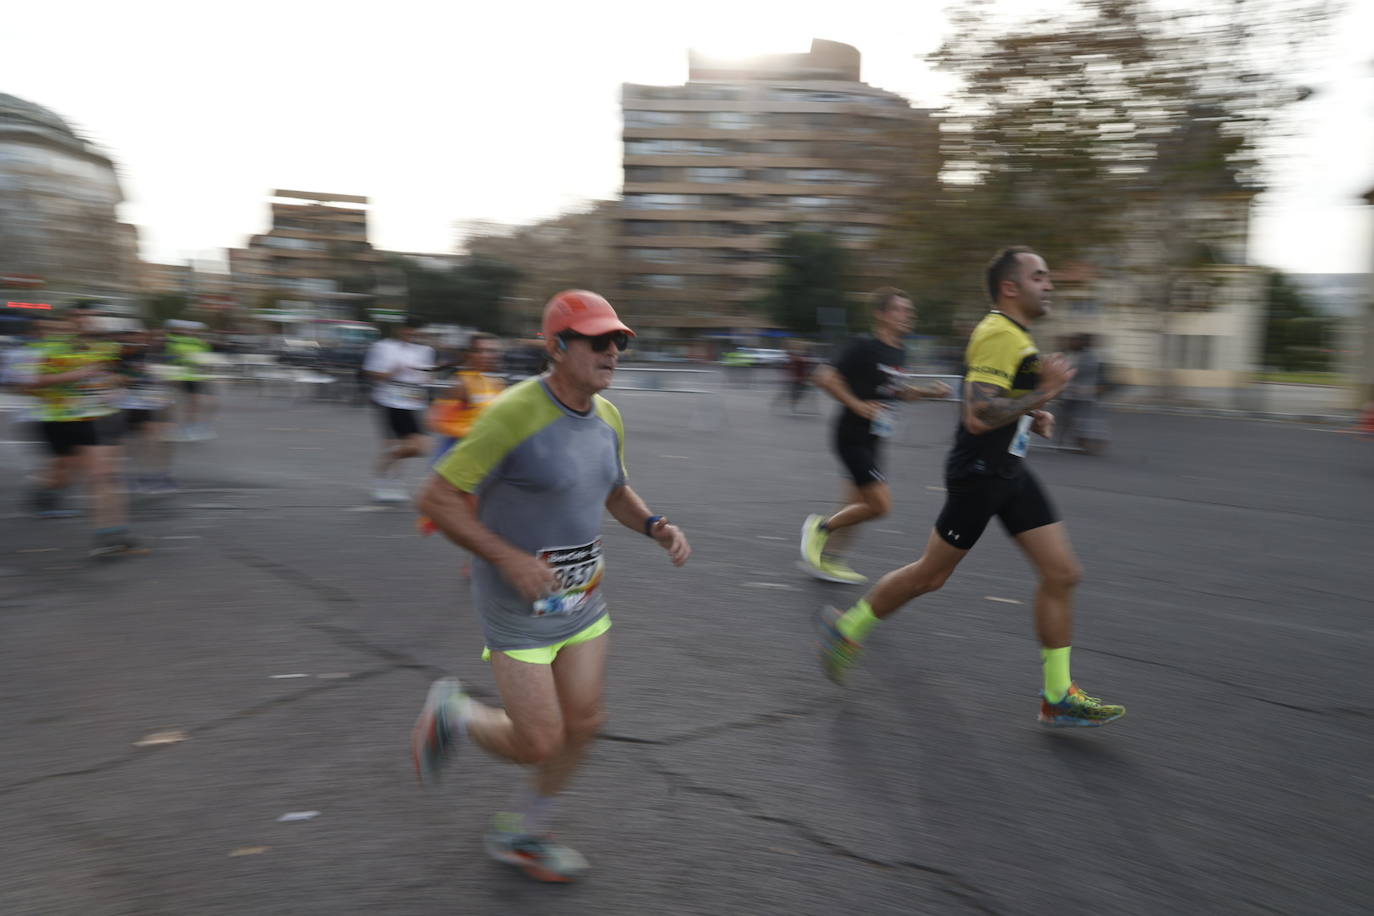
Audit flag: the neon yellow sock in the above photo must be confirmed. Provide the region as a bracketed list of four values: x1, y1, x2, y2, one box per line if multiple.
[1041, 647, 1072, 703]
[837, 599, 880, 643]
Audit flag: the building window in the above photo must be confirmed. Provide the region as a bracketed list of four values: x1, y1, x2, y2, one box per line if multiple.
[753, 140, 807, 156]
[1164, 335, 1214, 369]
[626, 248, 681, 263]
[625, 110, 684, 128]
[707, 111, 752, 130]
[784, 196, 849, 209]
[624, 194, 699, 211]
[688, 167, 747, 183]
[624, 220, 680, 236]
[625, 166, 676, 183]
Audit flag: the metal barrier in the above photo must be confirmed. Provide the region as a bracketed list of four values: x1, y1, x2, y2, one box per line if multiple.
[893, 373, 963, 445]
[607, 366, 725, 429]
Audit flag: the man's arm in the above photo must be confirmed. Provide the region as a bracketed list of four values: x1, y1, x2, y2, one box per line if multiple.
[416, 474, 558, 601]
[962, 353, 1074, 435]
[605, 484, 690, 567]
[811, 365, 879, 421]
[23, 363, 104, 389]
[898, 379, 953, 402]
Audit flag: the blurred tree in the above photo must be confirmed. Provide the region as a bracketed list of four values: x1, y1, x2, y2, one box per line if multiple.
[760, 230, 853, 335]
[908, 0, 1335, 316]
[1263, 270, 1332, 372]
[451, 256, 522, 331]
[385, 254, 522, 331]
[143, 292, 189, 327]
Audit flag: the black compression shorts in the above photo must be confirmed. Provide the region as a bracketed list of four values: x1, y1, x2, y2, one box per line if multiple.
[833, 429, 884, 486]
[378, 405, 424, 440]
[41, 420, 101, 456]
[934, 470, 1058, 549]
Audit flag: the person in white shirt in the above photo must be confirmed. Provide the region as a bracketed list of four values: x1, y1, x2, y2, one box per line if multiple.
[364, 317, 435, 501]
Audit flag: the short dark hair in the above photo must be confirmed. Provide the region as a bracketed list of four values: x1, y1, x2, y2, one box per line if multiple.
[871, 287, 909, 313]
[985, 246, 1037, 303]
[466, 332, 498, 350]
[403, 316, 426, 330]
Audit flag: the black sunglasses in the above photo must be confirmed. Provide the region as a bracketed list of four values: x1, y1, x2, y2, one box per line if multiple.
[559, 330, 630, 353]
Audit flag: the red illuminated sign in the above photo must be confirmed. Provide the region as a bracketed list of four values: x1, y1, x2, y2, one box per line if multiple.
[6, 302, 53, 310]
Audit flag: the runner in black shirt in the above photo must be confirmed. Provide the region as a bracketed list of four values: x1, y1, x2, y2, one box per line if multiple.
[799, 288, 950, 583]
[815, 248, 1125, 729]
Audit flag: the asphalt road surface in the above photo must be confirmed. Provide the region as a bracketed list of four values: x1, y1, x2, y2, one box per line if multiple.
[1, 381, 1370, 915]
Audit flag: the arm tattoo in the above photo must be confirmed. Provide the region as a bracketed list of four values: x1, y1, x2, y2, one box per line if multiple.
[966, 382, 1044, 431]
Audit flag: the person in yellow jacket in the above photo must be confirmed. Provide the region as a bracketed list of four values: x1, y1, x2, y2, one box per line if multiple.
[419, 333, 505, 535]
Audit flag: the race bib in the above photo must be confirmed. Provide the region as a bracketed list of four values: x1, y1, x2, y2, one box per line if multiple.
[532, 539, 604, 617]
[1009, 414, 1032, 457]
[870, 405, 896, 439]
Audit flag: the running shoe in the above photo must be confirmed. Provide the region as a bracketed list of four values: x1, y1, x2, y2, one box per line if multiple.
[89, 529, 148, 560]
[814, 556, 868, 585]
[484, 828, 589, 883]
[411, 677, 468, 786]
[815, 604, 863, 685]
[1038, 684, 1126, 728]
[146, 474, 180, 495]
[32, 490, 79, 518]
[799, 514, 829, 574]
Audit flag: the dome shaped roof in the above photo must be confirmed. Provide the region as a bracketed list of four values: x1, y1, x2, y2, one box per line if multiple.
[0, 93, 79, 140]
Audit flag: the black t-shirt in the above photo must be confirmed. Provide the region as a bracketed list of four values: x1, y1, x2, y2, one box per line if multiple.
[830, 335, 906, 438]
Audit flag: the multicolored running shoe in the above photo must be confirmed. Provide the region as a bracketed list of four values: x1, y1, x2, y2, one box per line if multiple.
[411, 677, 468, 786]
[815, 605, 863, 685]
[485, 828, 589, 883]
[1039, 684, 1126, 728]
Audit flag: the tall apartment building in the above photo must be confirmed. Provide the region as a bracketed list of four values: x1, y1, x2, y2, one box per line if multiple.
[229, 190, 388, 318]
[617, 39, 937, 335]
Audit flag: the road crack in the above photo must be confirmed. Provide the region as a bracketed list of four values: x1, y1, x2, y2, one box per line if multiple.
[643, 756, 1002, 915]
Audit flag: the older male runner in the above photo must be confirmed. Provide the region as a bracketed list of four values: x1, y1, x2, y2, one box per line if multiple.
[410, 290, 691, 882]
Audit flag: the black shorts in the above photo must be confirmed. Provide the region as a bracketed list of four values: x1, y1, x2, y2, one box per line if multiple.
[41, 420, 100, 456]
[378, 406, 424, 440]
[834, 430, 884, 486]
[181, 380, 203, 394]
[124, 408, 163, 430]
[935, 470, 1058, 549]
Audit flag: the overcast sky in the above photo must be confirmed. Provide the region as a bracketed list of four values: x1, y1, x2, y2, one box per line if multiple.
[6, 0, 1371, 274]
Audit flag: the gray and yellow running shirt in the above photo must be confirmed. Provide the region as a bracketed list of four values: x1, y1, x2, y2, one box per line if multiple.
[435, 376, 627, 651]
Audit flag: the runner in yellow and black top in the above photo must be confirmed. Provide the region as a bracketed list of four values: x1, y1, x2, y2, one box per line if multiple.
[409, 290, 691, 883]
[16, 305, 143, 557]
[817, 247, 1125, 728]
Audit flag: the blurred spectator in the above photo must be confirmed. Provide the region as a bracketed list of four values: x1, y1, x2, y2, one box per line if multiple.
[1056, 333, 1110, 455]
[774, 341, 816, 414]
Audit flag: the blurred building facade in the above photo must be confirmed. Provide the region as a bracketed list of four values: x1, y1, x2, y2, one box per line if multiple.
[0, 93, 140, 310]
[228, 190, 389, 320]
[616, 39, 937, 336]
[1038, 181, 1271, 397]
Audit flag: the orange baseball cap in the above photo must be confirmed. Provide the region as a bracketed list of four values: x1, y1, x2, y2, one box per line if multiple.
[542, 290, 635, 340]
